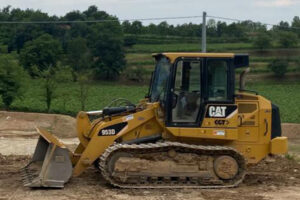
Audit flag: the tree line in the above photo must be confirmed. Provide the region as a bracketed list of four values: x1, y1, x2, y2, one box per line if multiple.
[0, 5, 299, 111]
[0, 6, 299, 78]
[122, 17, 300, 48]
[0, 5, 125, 80]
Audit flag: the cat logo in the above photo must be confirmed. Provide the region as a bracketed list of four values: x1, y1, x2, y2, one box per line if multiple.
[209, 106, 227, 117]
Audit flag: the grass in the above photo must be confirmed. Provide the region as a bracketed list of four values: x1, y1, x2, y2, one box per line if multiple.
[0, 78, 299, 123]
[2, 79, 148, 116]
[287, 141, 300, 162]
[247, 80, 300, 123]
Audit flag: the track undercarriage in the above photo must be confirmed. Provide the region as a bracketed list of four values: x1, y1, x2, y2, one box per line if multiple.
[97, 142, 246, 188]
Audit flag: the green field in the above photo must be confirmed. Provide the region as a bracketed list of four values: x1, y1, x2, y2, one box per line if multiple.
[5, 80, 148, 116]
[1, 79, 299, 123]
[247, 80, 300, 123]
[1, 41, 299, 123]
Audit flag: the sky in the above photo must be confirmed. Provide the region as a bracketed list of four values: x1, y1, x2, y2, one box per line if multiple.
[2, 0, 300, 25]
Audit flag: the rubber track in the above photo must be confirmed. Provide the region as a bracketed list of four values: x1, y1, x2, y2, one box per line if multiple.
[98, 142, 246, 189]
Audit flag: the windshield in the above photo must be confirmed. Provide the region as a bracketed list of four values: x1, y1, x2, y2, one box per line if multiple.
[150, 57, 171, 102]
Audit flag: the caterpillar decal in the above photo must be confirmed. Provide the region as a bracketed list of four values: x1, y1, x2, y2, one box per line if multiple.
[206, 105, 237, 118]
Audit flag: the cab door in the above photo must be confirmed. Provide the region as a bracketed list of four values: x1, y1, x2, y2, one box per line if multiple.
[201, 58, 238, 129]
[166, 58, 203, 127]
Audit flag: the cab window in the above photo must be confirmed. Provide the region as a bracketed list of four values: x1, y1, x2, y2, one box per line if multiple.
[171, 60, 202, 123]
[207, 60, 229, 101]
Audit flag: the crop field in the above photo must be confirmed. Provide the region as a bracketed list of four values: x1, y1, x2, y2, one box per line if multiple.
[125, 47, 300, 77]
[1, 79, 299, 123]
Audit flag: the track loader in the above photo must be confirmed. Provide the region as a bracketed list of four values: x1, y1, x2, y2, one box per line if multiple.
[22, 53, 288, 188]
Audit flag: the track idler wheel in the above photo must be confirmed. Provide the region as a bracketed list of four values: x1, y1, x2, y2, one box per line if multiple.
[213, 155, 239, 180]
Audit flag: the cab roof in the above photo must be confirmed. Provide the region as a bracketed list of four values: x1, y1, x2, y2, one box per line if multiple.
[152, 52, 249, 68]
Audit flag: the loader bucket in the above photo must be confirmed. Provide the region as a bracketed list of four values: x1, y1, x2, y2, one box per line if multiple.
[21, 128, 73, 188]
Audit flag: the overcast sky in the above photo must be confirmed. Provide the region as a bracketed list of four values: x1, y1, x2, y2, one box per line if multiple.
[3, 0, 300, 25]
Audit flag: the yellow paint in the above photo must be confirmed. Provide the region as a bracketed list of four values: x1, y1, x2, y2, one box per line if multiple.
[167, 127, 238, 140]
[36, 127, 67, 148]
[270, 137, 288, 154]
[153, 52, 235, 63]
[72, 105, 163, 176]
[32, 53, 288, 178]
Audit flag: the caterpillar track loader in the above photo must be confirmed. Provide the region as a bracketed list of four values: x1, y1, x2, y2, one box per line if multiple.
[22, 53, 288, 189]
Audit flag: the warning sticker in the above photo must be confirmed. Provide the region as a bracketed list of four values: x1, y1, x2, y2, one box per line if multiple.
[214, 130, 225, 136]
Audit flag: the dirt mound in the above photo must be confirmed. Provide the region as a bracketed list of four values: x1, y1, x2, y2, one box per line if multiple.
[0, 111, 76, 138]
[245, 156, 300, 187]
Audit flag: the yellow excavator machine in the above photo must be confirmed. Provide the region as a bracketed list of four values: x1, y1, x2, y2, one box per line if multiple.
[22, 53, 288, 189]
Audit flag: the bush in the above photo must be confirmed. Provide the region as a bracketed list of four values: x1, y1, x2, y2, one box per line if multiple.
[268, 59, 289, 77]
[0, 45, 8, 53]
[124, 67, 148, 82]
[124, 35, 137, 47]
[0, 55, 26, 109]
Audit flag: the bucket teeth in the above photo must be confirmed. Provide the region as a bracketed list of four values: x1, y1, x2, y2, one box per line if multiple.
[21, 134, 73, 188]
[20, 165, 39, 186]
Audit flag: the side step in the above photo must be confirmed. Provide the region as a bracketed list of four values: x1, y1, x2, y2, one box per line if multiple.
[21, 128, 73, 188]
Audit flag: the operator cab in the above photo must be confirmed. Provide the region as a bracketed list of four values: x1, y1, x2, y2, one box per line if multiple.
[149, 53, 249, 127]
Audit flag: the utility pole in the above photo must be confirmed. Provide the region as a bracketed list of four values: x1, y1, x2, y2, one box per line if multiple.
[202, 11, 207, 52]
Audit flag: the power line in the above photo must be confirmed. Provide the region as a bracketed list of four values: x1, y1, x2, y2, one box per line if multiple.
[207, 15, 300, 30]
[0, 15, 203, 24]
[0, 14, 299, 30]
[123, 15, 203, 22]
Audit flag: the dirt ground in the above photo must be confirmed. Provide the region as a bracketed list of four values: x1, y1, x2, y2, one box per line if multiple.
[0, 111, 300, 200]
[0, 154, 299, 200]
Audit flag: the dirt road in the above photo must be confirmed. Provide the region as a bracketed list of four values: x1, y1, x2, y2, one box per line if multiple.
[0, 111, 300, 200]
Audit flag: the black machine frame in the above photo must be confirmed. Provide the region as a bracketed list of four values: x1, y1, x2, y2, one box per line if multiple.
[165, 57, 237, 127]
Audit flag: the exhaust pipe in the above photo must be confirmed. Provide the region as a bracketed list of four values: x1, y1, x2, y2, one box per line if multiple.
[239, 67, 250, 91]
[21, 128, 73, 188]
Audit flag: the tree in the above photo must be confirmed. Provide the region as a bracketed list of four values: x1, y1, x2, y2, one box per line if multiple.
[42, 68, 56, 112]
[157, 21, 169, 35]
[292, 16, 300, 37]
[38, 65, 72, 112]
[77, 72, 91, 110]
[131, 21, 143, 34]
[88, 21, 126, 79]
[19, 34, 62, 76]
[253, 32, 272, 50]
[3, 8, 53, 53]
[207, 19, 217, 37]
[66, 37, 91, 80]
[121, 20, 131, 33]
[278, 31, 298, 48]
[0, 55, 26, 109]
[216, 21, 227, 37]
